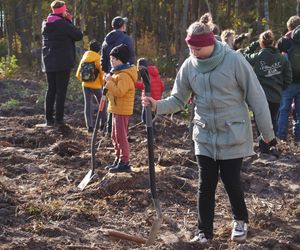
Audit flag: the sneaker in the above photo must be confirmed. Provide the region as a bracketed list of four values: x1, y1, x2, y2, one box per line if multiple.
[190, 233, 209, 243]
[109, 161, 131, 173]
[231, 220, 247, 242]
[269, 147, 280, 158]
[35, 120, 54, 128]
[105, 158, 119, 170]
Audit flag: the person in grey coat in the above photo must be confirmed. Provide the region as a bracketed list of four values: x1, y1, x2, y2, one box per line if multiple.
[143, 14, 276, 244]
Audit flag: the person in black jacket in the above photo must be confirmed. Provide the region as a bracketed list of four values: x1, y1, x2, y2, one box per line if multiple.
[38, 0, 83, 127]
[101, 16, 135, 135]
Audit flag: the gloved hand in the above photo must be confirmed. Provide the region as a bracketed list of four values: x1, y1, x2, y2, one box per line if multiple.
[268, 138, 277, 147]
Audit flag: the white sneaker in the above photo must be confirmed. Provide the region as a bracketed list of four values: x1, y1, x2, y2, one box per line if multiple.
[190, 232, 209, 243]
[231, 220, 248, 242]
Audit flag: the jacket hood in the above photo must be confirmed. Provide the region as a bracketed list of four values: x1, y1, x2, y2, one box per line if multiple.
[46, 14, 63, 23]
[118, 65, 138, 82]
[148, 66, 160, 77]
[104, 30, 125, 44]
[292, 26, 300, 43]
[81, 50, 100, 62]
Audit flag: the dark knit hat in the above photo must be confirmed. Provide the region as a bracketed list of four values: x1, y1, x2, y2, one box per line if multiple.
[109, 44, 130, 64]
[112, 16, 128, 29]
[89, 39, 101, 52]
[137, 58, 149, 68]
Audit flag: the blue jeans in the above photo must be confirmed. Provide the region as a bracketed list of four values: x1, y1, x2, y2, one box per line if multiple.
[277, 83, 300, 141]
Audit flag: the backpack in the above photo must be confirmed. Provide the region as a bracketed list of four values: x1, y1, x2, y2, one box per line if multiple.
[287, 41, 300, 78]
[80, 62, 99, 82]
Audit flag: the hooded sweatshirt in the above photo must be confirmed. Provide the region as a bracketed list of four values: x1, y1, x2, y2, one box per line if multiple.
[76, 50, 104, 89]
[135, 66, 165, 100]
[105, 65, 138, 115]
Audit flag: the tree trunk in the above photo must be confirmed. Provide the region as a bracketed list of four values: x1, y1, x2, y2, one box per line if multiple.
[131, 0, 138, 57]
[264, 0, 269, 30]
[178, 0, 189, 68]
[174, 0, 181, 59]
[15, 0, 31, 64]
[0, 0, 4, 38]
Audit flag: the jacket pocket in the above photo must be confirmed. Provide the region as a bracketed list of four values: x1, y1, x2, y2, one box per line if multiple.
[220, 119, 248, 146]
[193, 118, 210, 143]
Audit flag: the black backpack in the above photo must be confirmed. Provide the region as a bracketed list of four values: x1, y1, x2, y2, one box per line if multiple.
[80, 62, 99, 82]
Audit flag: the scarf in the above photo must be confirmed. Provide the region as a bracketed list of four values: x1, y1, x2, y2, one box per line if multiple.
[190, 40, 226, 73]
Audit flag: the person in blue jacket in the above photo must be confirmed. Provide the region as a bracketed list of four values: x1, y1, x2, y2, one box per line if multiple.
[38, 0, 83, 127]
[101, 16, 135, 135]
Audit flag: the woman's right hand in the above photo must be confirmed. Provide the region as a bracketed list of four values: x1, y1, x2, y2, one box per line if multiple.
[142, 93, 157, 112]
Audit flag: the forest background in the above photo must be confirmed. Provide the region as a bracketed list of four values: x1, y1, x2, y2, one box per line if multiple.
[0, 0, 300, 78]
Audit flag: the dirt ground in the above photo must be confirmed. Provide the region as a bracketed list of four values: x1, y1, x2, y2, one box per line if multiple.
[0, 79, 299, 250]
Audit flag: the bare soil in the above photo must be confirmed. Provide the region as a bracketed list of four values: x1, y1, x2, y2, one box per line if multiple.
[0, 79, 299, 250]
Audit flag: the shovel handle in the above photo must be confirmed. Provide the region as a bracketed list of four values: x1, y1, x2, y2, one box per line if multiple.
[140, 68, 158, 200]
[91, 88, 108, 172]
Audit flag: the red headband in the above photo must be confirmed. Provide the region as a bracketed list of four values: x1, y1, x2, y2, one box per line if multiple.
[52, 4, 67, 14]
[185, 32, 215, 47]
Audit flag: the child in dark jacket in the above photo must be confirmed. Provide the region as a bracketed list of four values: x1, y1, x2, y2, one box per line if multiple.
[76, 40, 106, 132]
[135, 58, 164, 130]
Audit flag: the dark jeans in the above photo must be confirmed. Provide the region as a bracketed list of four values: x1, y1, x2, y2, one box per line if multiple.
[196, 155, 248, 239]
[45, 70, 71, 122]
[267, 101, 280, 133]
[255, 101, 279, 152]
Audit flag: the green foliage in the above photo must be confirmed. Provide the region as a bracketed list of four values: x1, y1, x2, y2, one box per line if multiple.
[35, 81, 47, 108]
[0, 98, 20, 110]
[153, 56, 176, 77]
[26, 205, 42, 216]
[0, 55, 19, 79]
[67, 73, 84, 103]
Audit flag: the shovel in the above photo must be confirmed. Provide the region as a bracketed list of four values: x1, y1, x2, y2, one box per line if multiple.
[139, 68, 163, 246]
[78, 88, 108, 190]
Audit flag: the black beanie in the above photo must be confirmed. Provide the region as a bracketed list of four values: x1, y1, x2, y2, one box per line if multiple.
[89, 40, 101, 52]
[137, 58, 149, 68]
[109, 44, 130, 64]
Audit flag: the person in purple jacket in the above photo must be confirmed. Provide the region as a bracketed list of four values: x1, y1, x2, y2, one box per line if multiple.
[38, 0, 83, 127]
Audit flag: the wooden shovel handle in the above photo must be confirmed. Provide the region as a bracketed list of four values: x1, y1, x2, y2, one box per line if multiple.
[104, 229, 147, 244]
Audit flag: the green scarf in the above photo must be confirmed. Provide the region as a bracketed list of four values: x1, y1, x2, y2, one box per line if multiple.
[190, 40, 226, 73]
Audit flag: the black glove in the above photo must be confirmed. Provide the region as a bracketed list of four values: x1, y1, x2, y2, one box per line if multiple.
[268, 138, 277, 147]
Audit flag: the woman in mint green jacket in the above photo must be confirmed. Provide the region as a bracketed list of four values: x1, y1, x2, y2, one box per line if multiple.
[143, 13, 275, 244]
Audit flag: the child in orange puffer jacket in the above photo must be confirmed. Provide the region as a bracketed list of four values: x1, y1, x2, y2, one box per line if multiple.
[76, 40, 106, 133]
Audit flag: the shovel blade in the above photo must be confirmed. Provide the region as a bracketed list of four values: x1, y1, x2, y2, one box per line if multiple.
[145, 217, 163, 246]
[78, 170, 95, 190]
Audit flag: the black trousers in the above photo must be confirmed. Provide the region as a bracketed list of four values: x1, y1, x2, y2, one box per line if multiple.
[196, 155, 248, 239]
[45, 70, 71, 122]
